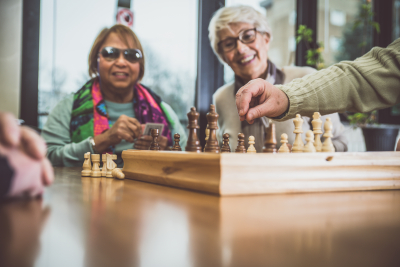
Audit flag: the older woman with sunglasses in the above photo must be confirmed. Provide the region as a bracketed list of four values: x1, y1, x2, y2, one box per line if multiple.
[42, 24, 186, 167]
[209, 6, 347, 152]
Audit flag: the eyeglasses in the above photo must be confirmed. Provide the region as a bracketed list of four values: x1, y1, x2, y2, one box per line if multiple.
[218, 28, 263, 52]
[99, 47, 143, 63]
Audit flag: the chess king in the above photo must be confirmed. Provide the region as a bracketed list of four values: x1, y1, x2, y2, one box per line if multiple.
[209, 5, 348, 153]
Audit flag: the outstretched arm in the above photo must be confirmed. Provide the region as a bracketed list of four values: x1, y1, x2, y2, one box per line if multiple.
[236, 38, 400, 123]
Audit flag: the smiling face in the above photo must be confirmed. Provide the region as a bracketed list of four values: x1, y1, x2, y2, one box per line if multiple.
[219, 22, 270, 83]
[97, 32, 141, 97]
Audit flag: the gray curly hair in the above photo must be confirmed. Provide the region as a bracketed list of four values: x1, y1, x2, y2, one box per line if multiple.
[208, 5, 272, 63]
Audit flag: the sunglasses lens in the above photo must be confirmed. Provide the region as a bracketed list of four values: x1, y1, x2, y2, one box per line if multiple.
[124, 49, 142, 62]
[101, 47, 119, 60]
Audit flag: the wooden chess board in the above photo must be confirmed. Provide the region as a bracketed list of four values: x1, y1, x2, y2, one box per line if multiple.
[121, 150, 400, 196]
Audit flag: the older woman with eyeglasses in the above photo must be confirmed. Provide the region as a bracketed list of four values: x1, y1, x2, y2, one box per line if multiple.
[42, 24, 186, 167]
[209, 5, 347, 152]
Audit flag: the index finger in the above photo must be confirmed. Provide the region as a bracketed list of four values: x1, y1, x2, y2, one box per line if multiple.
[235, 79, 266, 121]
[0, 112, 21, 147]
[127, 117, 142, 136]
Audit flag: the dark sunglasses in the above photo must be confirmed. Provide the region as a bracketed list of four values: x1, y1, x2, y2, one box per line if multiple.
[99, 47, 143, 63]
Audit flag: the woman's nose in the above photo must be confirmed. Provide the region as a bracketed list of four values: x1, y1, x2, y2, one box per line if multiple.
[236, 40, 249, 53]
[115, 53, 128, 65]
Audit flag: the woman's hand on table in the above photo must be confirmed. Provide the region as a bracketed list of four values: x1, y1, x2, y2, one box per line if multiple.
[134, 135, 168, 150]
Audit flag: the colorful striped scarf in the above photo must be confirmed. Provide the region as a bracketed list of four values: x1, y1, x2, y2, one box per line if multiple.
[70, 79, 173, 151]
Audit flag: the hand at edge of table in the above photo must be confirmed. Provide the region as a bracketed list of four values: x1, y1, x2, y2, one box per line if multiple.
[0, 112, 54, 198]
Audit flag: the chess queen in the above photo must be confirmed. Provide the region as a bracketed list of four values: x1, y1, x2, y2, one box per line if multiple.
[209, 5, 348, 153]
[42, 25, 187, 167]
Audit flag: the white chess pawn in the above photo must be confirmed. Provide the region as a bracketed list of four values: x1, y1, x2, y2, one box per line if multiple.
[112, 168, 125, 179]
[312, 112, 323, 152]
[322, 117, 335, 152]
[303, 130, 316, 153]
[91, 154, 102, 177]
[278, 133, 290, 153]
[81, 152, 92, 176]
[292, 114, 304, 153]
[247, 135, 257, 153]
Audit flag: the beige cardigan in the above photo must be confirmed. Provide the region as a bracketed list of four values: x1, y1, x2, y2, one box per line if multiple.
[213, 66, 348, 152]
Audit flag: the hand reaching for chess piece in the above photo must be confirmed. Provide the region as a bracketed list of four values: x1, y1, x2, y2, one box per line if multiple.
[93, 115, 142, 153]
[235, 78, 289, 124]
[0, 112, 53, 198]
[134, 135, 168, 150]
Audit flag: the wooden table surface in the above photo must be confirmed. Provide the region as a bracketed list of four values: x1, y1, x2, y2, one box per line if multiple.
[1, 167, 400, 267]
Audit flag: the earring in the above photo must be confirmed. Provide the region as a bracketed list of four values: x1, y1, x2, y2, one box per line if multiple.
[97, 58, 100, 62]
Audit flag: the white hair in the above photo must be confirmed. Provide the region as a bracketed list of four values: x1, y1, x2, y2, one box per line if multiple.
[208, 5, 272, 64]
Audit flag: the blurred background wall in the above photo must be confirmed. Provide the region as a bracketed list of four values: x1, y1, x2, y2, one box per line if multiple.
[0, 0, 22, 117]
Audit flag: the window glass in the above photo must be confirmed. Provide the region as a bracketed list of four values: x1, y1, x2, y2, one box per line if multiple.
[224, 0, 296, 83]
[317, 0, 369, 66]
[38, 0, 197, 128]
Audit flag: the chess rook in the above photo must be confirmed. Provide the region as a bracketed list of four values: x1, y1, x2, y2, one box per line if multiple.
[235, 133, 246, 153]
[90, 154, 102, 177]
[221, 133, 231, 153]
[322, 117, 335, 152]
[150, 129, 160, 151]
[292, 114, 304, 153]
[172, 133, 182, 151]
[312, 112, 323, 152]
[262, 120, 277, 153]
[278, 133, 290, 153]
[185, 107, 202, 152]
[204, 104, 220, 153]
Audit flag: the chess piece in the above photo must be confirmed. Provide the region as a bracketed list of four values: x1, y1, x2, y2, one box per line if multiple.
[204, 126, 210, 152]
[278, 133, 290, 153]
[262, 120, 277, 153]
[204, 104, 220, 153]
[312, 112, 323, 152]
[247, 136, 257, 153]
[303, 130, 316, 153]
[221, 133, 231, 153]
[112, 168, 125, 179]
[235, 133, 246, 153]
[172, 133, 182, 151]
[106, 153, 117, 178]
[101, 154, 107, 177]
[185, 107, 202, 152]
[150, 128, 160, 150]
[81, 152, 92, 176]
[292, 114, 304, 153]
[90, 154, 102, 177]
[322, 117, 335, 152]
[102, 154, 117, 176]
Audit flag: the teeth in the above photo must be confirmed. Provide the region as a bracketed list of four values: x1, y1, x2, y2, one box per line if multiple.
[241, 55, 255, 63]
[114, 72, 127, 75]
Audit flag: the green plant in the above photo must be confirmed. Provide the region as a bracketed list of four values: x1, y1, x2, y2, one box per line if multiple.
[296, 25, 325, 70]
[346, 110, 378, 128]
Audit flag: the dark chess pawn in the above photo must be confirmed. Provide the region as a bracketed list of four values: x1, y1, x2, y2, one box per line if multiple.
[149, 128, 160, 151]
[204, 104, 220, 153]
[221, 133, 231, 153]
[235, 133, 246, 153]
[172, 133, 182, 151]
